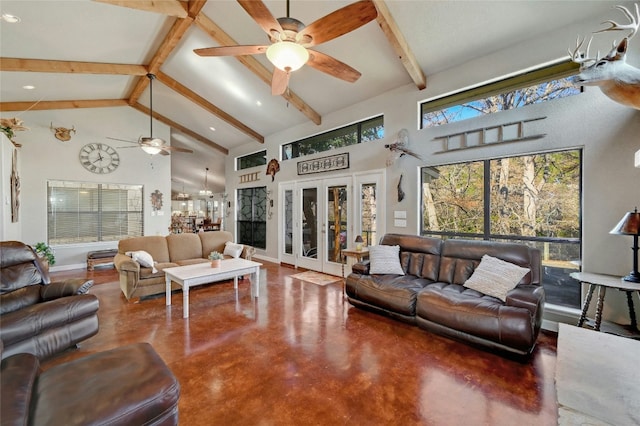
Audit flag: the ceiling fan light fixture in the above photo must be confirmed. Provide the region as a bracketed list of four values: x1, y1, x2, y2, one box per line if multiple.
[266, 41, 309, 72]
[140, 137, 164, 155]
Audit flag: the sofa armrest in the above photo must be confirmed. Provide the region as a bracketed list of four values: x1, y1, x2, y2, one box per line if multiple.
[242, 245, 256, 261]
[40, 279, 94, 301]
[1, 352, 40, 423]
[351, 260, 371, 275]
[505, 285, 545, 315]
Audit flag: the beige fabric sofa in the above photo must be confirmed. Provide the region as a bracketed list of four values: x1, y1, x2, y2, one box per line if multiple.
[114, 231, 254, 301]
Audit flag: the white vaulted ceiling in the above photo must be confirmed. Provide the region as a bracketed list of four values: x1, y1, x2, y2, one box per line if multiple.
[0, 0, 628, 195]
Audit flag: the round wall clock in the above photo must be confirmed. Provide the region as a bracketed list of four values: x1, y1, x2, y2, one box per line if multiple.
[79, 143, 120, 174]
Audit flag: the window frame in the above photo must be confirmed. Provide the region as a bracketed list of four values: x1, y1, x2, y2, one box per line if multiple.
[47, 180, 144, 245]
[281, 115, 384, 160]
[236, 150, 267, 171]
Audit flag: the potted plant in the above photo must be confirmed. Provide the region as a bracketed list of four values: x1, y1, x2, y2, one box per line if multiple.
[208, 251, 224, 268]
[34, 242, 55, 270]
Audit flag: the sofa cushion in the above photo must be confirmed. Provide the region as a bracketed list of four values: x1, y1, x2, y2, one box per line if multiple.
[119, 236, 170, 264]
[416, 283, 536, 351]
[200, 231, 234, 258]
[369, 245, 404, 275]
[350, 275, 430, 316]
[166, 233, 203, 262]
[463, 255, 529, 302]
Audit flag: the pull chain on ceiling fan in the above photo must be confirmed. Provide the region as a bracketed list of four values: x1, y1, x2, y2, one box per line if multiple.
[194, 0, 378, 95]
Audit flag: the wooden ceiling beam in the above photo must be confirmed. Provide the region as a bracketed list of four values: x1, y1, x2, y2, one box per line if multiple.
[132, 102, 228, 155]
[156, 71, 264, 143]
[0, 99, 129, 112]
[0, 58, 147, 75]
[128, 2, 205, 104]
[372, 0, 426, 90]
[194, 13, 322, 125]
[93, 0, 188, 18]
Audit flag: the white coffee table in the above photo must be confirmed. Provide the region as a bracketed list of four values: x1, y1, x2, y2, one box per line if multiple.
[164, 258, 262, 318]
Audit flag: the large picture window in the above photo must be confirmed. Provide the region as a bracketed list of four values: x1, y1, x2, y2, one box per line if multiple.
[237, 186, 267, 249]
[421, 149, 582, 308]
[47, 181, 143, 244]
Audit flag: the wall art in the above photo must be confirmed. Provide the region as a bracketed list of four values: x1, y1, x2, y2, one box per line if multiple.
[297, 152, 349, 175]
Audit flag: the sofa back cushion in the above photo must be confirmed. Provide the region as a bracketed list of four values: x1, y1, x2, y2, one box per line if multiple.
[438, 239, 540, 286]
[166, 233, 203, 262]
[0, 242, 46, 296]
[199, 231, 233, 258]
[118, 236, 170, 264]
[380, 234, 442, 281]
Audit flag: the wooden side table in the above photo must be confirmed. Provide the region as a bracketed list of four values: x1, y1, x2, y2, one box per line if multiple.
[341, 247, 369, 278]
[570, 271, 640, 338]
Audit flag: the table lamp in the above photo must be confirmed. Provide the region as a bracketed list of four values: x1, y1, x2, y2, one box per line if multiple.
[610, 207, 640, 283]
[355, 235, 364, 251]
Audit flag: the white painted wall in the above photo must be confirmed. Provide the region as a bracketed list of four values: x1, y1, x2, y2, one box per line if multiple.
[225, 21, 640, 324]
[3, 106, 171, 270]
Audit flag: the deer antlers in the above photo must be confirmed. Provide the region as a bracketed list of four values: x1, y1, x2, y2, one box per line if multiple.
[570, 4, 639, 67]
[595, 3, 639, 39]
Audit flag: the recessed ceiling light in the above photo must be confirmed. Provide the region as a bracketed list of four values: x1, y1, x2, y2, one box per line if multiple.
[256, 100, 262, 106]
[209, 126, 216, 132]
[22, 85, 35, 90]
[2, 13, 21, 23]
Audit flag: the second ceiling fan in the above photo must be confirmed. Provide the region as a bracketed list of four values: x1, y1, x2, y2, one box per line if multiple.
[194, 0, 378, 95]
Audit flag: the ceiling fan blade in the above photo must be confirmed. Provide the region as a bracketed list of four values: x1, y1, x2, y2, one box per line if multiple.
[107, 136, 137, 144]
[161, 146, 194, 153]
[237, 0, 283, 37]
[272, 68, 290, 96]
[298, 1, 378, 47]
[159, 149, 171, 156]
[194, 45, 268, 57]
[307, 50, 361, 83]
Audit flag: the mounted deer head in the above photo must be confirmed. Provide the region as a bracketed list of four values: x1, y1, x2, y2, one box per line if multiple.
[569, 4, 640, 110]
[50, 123, 76, 141]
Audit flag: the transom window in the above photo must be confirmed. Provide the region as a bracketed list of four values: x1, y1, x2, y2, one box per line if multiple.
[236, 150, 266, 171]
[421, 61, 580, 129]
[47, 181, 143, 244]
[282, 115, 384, 160]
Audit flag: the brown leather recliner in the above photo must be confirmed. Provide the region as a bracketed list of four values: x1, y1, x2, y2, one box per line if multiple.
[0, 241, 99, 360]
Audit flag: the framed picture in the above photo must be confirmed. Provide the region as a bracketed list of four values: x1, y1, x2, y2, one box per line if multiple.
[297, 153, 349, 175]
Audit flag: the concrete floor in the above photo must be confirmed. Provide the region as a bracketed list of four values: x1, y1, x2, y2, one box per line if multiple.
[47, 262, 559, 425]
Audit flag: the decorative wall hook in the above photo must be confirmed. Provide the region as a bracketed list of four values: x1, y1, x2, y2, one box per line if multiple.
[50, 122, 76, 141]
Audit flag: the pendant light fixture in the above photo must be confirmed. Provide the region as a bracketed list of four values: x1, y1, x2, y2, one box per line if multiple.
[199, 167, 213, 196]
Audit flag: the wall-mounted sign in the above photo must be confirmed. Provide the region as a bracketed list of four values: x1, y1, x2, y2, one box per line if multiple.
[297, 152, 349, 175]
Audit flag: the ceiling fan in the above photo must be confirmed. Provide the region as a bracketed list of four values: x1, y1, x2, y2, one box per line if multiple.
[194, 0, 378, 95]
[109, 73, 193, 156]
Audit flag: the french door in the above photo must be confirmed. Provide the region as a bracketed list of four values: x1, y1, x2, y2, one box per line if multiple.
[279, 171, 384, 275]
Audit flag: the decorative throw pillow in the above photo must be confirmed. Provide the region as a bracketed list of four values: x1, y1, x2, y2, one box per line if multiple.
[223, 242, 244, 259]
[368, 245, 405, 275]
[463, 254, 529, 301]
[126, 250, 157, 273]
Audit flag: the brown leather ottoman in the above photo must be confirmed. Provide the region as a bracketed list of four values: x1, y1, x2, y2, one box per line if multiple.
[31, 343, 180, 425]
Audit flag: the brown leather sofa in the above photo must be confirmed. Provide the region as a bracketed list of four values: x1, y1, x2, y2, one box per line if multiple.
[114, 231, 255, 301]
[0, 241, 99, 360]
[0, 340, 180, 425]
[346, 234, 545, 356]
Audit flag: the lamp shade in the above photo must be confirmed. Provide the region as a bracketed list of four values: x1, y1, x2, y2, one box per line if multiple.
[610, 208, 640, 235]
[354, 235, 364, 243]
[266, 41, 309, 72]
